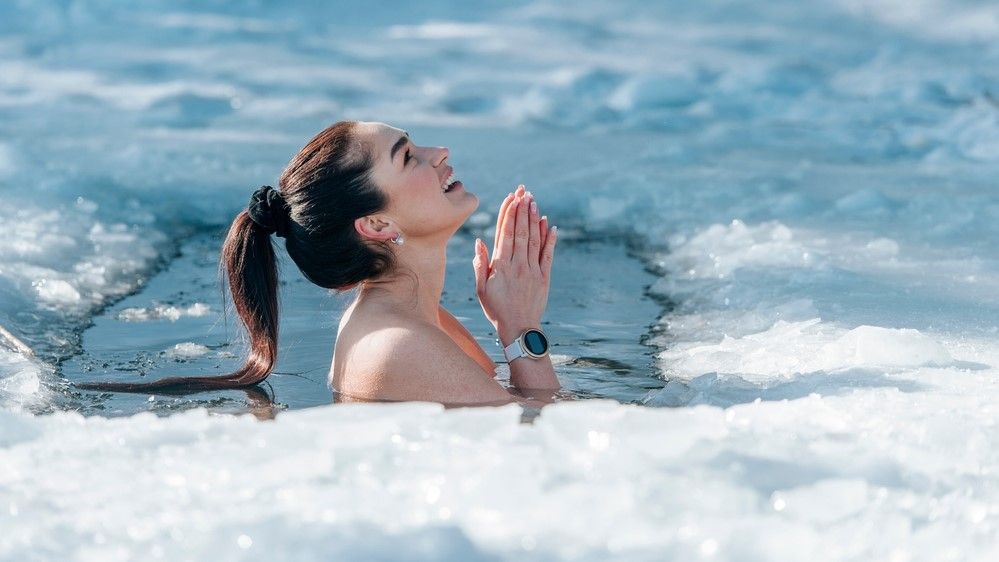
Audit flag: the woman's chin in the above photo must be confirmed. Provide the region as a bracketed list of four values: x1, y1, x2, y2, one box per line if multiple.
[448, 183, 478, 207]
[448, 193, 479, 233]
[463, 190, 480, 214]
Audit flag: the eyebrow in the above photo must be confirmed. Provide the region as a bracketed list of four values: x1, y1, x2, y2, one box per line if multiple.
[389, 132, 410, 163]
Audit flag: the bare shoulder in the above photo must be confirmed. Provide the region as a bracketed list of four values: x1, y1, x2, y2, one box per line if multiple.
[332, 311, 512, 405]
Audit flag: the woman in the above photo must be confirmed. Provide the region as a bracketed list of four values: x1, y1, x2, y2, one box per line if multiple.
[76, 121, 560, 406]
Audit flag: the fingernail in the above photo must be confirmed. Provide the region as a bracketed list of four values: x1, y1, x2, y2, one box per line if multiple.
[530, 201, 537, 213]
[552, 226, 557, 233]
[542, 215, 547, 221]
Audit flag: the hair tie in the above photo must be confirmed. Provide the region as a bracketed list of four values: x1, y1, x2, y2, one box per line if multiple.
[247, 185, 290, 238]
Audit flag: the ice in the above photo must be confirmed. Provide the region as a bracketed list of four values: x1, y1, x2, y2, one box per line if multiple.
[608, 73, 702, 111]
[664, 220, 812, 279]
[163, 342, 210, 359]
[117, 303, 211, 322]
[2, 0, 999, 557]
[658, 320, 957, 383]
[839, 0, 999, 41]
[0, 348, 52, 412]
[3, 396, 999, 560]
[32, 278, 81, 306]
[770, 479, 870, 524]
[821, 325, 952, 368]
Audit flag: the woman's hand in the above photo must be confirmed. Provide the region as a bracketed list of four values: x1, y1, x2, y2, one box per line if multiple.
[493, 185, 550, 260]
[472, 186, 557, 338]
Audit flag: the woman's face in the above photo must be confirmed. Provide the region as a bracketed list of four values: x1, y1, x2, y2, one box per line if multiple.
[355, 121, 478, 243]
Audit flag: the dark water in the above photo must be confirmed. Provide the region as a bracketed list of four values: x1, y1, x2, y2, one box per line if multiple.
[56, 228, 664, 417]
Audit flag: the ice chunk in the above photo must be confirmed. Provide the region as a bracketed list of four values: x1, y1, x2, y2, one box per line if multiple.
[33, 279, 81, 305]
[117, 303, 212, 322]
[664, 220, 815, 279]
[661, 319, 956, 381]
[820, 325, 953, 369]
[163, 342, 210, 359]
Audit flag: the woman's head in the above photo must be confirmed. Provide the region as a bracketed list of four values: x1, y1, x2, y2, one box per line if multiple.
[281, 120, 477, 289]
[75, 119, 475, 394]
[350, 122, 478, 250]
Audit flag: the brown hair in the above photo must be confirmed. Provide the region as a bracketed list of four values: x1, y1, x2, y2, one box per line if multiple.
[75, 120, 394, 393]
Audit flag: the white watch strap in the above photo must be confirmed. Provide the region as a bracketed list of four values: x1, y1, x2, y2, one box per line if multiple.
[503, 337, 525, 362]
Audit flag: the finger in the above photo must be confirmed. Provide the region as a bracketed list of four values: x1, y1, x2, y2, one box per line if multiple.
[541, 225, 557, 278]
[539, 215, 548, 258]
[472, 238, 488, 297]
[495, 185, 525, 251]
[494, 192, 513, 251]
[513, 192, 530, 266]
[528, 197, 542, 269]
[493, 192, 514, 253]
[495, 194, 519, 263]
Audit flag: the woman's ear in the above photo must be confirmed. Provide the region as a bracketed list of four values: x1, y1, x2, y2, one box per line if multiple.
[354, 216, 395, 242]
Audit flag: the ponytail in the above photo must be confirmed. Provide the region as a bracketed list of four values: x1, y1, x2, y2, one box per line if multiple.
[75, 120, 391, 395]
[75, 212, 280, 393]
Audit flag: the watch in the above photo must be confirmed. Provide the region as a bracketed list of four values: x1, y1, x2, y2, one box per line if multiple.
[497, 328, 550, 363]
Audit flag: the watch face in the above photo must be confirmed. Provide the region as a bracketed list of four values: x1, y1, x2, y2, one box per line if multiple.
[523, 329, 549, 356]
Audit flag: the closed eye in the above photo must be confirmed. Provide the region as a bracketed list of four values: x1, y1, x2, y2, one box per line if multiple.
[404, 148, 412, 165]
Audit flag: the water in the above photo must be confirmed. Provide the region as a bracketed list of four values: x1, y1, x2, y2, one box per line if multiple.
[3, 0, 999, 559]
[56, 229, 662, 415]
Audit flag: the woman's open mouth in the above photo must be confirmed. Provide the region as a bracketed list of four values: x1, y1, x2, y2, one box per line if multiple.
[442, 171, 463, 194]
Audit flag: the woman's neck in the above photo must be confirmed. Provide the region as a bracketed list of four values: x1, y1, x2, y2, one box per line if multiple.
[357, 240, 447, 326]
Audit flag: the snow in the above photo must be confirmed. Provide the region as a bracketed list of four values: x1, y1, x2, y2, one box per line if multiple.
[1, 0, 998, 558]
[3, 397, 998, 560]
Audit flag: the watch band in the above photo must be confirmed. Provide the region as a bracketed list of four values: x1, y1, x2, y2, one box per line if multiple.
[503, 338, 527, 363]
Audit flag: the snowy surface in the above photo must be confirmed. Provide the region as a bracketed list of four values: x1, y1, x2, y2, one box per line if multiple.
[1, 0, 999, 558]
[2, 398, 998, 561]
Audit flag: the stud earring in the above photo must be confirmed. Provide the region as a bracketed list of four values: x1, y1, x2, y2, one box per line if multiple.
[391, 232, 405, 245]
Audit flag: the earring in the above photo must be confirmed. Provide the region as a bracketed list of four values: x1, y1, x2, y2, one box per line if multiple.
[391, 232, 405, 245]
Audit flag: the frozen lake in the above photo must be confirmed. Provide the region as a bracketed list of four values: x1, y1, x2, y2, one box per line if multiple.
[2, 0, 999, 559]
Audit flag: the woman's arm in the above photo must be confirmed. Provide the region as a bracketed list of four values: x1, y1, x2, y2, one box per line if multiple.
[472, 188, 560, 392]
[437, 305, 498, 377]
[358, 322, 516, 406]
[437, 305, 559, 405]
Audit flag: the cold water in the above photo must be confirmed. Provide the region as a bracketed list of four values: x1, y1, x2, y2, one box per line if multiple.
[2, 0, 998, 559]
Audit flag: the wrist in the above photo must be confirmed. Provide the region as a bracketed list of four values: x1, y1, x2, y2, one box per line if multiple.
[496, 324, 541, 347]
[496, 325, 551, 362]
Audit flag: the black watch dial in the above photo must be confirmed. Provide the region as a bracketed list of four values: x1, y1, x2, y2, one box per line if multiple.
[523, 329, 549, 356]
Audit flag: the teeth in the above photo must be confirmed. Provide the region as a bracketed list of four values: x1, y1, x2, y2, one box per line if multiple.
[442, 172, 456, 192]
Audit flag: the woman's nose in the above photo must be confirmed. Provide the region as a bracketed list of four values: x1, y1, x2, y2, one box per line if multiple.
[432, 147, 449, 167]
